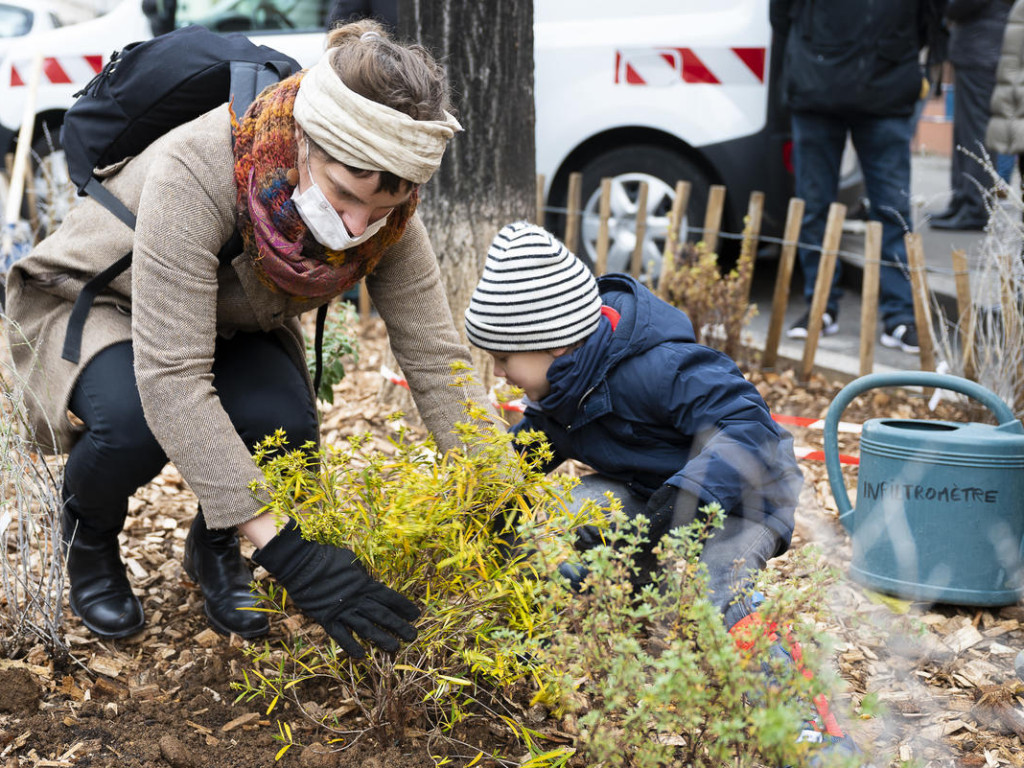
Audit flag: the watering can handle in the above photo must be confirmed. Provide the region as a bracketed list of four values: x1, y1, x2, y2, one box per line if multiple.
[823, 372, 1019, 529]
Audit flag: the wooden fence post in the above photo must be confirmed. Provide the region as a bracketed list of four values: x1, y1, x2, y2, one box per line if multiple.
[799, 202, 846, 382]
[951, 248, 975, 380]
[594, 177, 612, 276]
[703, 184, 726, 254]
[763, 197, 804, 369]
[738, 190, 764, 305]
[629, 180, 649, 279]
[564, 171, 583, 255]
[657, 180, 690, 299]
[904, 232, 936, 372]
[858, 221, 882, 377]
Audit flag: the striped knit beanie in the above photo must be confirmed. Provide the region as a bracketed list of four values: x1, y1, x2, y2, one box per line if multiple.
[464, 222, 603, 352]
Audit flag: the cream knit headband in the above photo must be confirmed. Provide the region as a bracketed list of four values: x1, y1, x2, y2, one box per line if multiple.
[293, 48, 462, 185]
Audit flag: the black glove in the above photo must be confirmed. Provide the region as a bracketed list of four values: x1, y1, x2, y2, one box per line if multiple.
[253, 520, 419, 657]
[645, 484, 701, 536]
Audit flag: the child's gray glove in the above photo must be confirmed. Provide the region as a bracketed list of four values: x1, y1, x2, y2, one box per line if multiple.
[253, 520, 419, 658]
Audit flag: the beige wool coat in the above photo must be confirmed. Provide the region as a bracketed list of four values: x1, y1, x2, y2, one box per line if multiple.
[5, 105, 490, 529]
[987, 0, 1024, 154]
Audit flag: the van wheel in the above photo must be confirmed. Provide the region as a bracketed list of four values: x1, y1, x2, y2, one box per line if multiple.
[574, 145, 711, 281]
[24, 126, 76, 239]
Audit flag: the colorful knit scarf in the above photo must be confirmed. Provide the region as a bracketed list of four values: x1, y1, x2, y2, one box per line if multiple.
[231, 73, 418, 300]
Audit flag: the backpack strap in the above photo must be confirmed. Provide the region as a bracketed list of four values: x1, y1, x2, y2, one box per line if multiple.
[83, 176, 136, 230]
[61, 251, 133, 363]
[312, 303, 328, 397]
[229, 60, 292, 112]
[61, 236, 241, 364]
[61, 62, 283, 365]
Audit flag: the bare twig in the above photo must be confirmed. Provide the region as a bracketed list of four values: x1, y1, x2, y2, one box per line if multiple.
[0, 314, 68, 661]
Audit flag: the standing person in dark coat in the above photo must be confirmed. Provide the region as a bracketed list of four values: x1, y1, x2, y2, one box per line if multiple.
[464, 222, 865, 757]
[328, 0, 397, 31]
[772, 0, 944, 355]
[931, 0, 1012, 230]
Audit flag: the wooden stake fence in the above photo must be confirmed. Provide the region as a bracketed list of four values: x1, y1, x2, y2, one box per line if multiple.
[702, 184, 726, 254]
[799, 202, 846, 382]
[858, 221, 882, 377]
[629, 181, 649, 279]
[533, 173, 956, 380]
[951, 248, 975, 381]
[658, 181, 689, 299]
[563, 171, 582, 255]
[737, 191, 764, 306]
[905, 232, 936, 373]
[594, 177, 612, 276]
[763, 197, 804, 368]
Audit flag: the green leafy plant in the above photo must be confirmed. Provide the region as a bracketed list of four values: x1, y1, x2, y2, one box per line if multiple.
[234, 375, 851, 766]
[535, 508, 850, 768]
[234, 391, 607, 763]
[305, 301, 360, 404]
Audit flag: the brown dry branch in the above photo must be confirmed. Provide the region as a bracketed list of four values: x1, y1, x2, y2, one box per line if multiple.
[932, 150, 1024, 420]
[658, 217, 757, 362]
[0, 316, 68, 662]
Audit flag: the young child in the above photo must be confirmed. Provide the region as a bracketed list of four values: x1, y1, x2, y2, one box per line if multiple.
[464, 221, 860, 756]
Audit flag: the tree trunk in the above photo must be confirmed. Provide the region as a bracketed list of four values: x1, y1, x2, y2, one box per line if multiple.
[379, 0, 535, 411]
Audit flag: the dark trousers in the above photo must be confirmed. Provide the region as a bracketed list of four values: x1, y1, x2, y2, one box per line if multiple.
[567, 474, 783, 630]
[63, 332, 319, 529]
[791, 111, 917, 328]
[950, 65, 999, 223]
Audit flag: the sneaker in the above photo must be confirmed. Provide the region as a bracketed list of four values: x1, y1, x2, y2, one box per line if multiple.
[881, 323, 920, 354]
[731, 614, 870, 767]
[787, 310, 839, 340]
[775, 647, 871, 768]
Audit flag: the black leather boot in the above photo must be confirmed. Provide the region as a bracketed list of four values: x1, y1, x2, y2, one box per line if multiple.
[183, 511, 269, 638]
[62, 503, 145, 639]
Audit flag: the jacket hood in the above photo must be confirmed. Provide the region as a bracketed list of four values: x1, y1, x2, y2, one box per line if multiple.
[599, 273, 696, 363]
[538, 274, 695, 423]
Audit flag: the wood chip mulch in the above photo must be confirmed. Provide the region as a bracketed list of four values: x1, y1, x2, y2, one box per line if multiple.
[2, 319, 1023, 767]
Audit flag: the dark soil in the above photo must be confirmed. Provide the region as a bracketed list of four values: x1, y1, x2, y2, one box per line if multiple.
[2, 318, 1023, 768]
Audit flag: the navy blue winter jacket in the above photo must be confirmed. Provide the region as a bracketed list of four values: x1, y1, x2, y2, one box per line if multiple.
[770, 0, 939, 118]
[513, 275, 802, 550]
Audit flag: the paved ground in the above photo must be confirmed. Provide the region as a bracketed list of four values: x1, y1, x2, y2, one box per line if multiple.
[745, 150, 998, 381]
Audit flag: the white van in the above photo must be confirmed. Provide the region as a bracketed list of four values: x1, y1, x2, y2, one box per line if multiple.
[0, 0, 63, 61]
[0, 0, 795, 269]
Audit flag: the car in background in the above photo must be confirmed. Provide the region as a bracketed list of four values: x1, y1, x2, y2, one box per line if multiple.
[535, 0, 790, 276]
[0, 1, 62, 59]
[3, 0, 860, 272]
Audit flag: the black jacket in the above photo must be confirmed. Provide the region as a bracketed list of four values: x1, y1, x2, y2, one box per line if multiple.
[770, 0, 942, 117]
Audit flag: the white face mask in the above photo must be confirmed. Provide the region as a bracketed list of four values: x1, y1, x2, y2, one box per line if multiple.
[291, 141, 389, 250]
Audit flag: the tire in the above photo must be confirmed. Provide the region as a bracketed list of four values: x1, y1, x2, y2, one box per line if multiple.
[573, 145, 712, 280]
[24, 125, 77, 240]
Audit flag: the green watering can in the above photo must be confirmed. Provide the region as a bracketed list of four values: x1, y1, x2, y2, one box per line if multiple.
[824, 372, 1024, 606]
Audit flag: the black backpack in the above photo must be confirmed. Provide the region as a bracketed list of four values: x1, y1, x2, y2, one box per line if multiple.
[59, 25, 331, 392]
